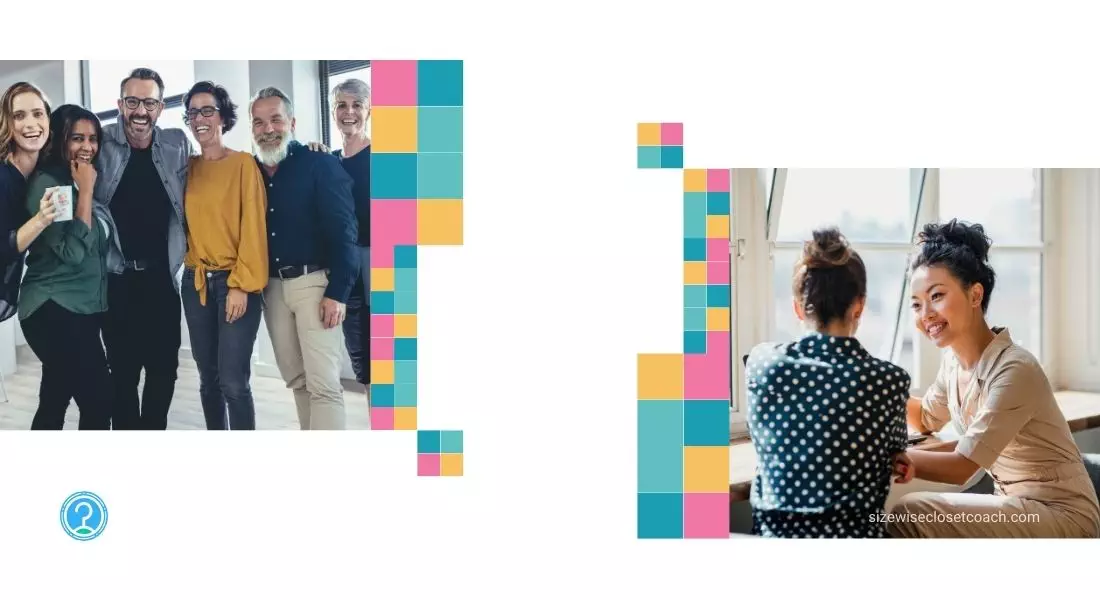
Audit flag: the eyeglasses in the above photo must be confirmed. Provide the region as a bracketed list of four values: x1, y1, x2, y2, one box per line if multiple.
[185, 106, 219, 120]
[122, 96, 162, 111]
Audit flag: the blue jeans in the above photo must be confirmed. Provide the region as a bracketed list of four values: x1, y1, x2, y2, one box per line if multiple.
[343, 245, 370, 385]
[182, 269, 263, 430]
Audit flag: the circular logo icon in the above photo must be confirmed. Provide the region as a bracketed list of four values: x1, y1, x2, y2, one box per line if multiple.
[60, 492, 108, 541]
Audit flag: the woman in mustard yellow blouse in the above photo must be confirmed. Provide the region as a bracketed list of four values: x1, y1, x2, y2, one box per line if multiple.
[181, 81, 268, 430]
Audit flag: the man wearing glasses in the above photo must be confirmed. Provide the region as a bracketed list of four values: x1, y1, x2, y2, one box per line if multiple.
[94, 67, 192, 430]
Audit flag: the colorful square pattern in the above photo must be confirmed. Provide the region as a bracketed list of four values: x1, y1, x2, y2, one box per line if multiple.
[372, 60, 464, 476]
[637, 122, 684, 169]
[637, 124, 731, 538]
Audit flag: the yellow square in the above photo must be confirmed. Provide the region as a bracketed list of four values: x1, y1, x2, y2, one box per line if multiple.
[683, 169, 707, 192]
[371, 360, 395, 384]
[372, 106, 418, 152]
[441, 453, 463, 476]
[394, 315, 418, 338]
[371, 268, 395, 292]
[394, 407, 417, 430]
[683, 261, 707, 285]
[637, 123, 661, 146]
[706, 308, 730, 331]
[707, 215, 730, 239]
[638, 353, 683, 400]
[417, 199, 463, 245]
[684, 446, 730, 493]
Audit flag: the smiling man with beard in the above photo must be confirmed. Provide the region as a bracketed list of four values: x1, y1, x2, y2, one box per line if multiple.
[95, 68, 192, 430]
[249, 86, 358, 430]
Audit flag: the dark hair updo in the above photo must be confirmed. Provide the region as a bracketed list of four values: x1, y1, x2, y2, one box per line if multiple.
[911, 218, 996, 313]
[793, 227, 867, 326]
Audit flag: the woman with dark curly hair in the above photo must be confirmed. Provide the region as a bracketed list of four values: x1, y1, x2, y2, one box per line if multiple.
[20, 104, 123, 429]
[889, 218, 1100, 537]
[180, 80, 268, 430]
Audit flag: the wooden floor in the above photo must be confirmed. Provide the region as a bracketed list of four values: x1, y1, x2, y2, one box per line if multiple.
[0, 347, 370, 430]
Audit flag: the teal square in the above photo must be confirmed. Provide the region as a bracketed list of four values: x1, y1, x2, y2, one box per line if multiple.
[440, 430, 463, 453]
[684, 285, 707, 308]
[684, 307, 706, 331]
[637, 146, 662, 169]
[394, 360, 417, 385]
[684, 192, 707, 238]
[418, 60, 463, 106]
[417, 153, 462, 199]
[418, 107, 463, 153]
[707, 284, 731, 308]
[394, 338, 417, 360]
[638, 493, 684, 539]
[638, 400, 683, 494]
[394, 246, 417, 268]
[371, 153, 417, 199]
[684, 331, 707, 354]
[394, 290, 417, 315]
[417, 430, 441, 453]
[660, 145, 683, 168]
[372, 384, 395, 408]
[707, 192, 731, 215]
[684, 400, 730, 446]
[395, 268, 417, 292]
[684, 238, 707, 261]
[370, 291, 395, 314]
[394, 383, 417, 407]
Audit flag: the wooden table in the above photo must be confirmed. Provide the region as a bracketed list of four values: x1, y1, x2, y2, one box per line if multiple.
[728, 390, 1100, 503]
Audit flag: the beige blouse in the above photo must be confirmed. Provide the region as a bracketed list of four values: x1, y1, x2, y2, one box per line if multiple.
[920, 328, 1100, 534]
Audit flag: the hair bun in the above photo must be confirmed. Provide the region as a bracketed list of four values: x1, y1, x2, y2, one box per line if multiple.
[802, 227, 853, 269]
[919, 219, 992, 263]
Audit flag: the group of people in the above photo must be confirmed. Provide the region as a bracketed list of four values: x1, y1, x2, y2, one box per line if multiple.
[0, 66, 372, 430]
[745, 220, 1100, 538]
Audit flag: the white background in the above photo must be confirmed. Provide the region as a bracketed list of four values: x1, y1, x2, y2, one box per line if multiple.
[3, 0, 1099, 597]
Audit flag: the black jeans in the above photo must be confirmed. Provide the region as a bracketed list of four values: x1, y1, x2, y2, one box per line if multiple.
[182, 269, 263, 430]
[21, 300, 112, 430]
[102, 267, 181, 430]
[342, 245, 370, 385]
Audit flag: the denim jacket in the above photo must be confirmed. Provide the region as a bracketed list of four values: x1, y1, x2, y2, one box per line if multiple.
[94, 122, 192, 291]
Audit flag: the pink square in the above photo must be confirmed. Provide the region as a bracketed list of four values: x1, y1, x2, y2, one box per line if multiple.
[371, 315, 394, 338]
[371, 60, 418, 106]
[707, 169, 730, 192]
[707, 331, 730, 363]
[418, 453, 441, 476]
[371, 337, 395, 360]
[707, 262, 729, 284]
[371, 243, 394, 268]
[371, 408, 394, 430]
[660, 122, 683, 146]
[684, 493, 730, 538]
[684, 351, 730, 400]
[707, 239, 730, 263]
[372, 200, 417, 248]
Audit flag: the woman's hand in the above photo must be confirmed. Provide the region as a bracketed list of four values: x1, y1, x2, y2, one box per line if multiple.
[226, 288, 248, 323]
[71, 159, 97, 193]
[35, 188, 59, 228]
[892, 452, 915, 484]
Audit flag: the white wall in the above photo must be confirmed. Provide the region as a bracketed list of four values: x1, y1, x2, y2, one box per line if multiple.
[1051, 169, 1100, 392]
[0, 60, 357, 382]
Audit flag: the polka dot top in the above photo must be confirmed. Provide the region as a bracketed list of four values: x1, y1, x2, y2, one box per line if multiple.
[745, 333, 911, 538]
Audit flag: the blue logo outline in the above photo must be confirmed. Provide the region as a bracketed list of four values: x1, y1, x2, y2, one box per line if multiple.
[60, 491, 108, 541]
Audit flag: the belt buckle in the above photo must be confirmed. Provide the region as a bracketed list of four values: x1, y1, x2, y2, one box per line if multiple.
[128, 260, 145, 272]
[277, 265, 294, 280]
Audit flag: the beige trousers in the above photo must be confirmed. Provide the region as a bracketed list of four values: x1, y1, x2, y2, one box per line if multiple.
[886, 471, 1100, 538]
[263, 272, 347, 430]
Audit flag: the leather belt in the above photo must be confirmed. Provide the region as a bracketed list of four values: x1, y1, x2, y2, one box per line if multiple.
[277, 264, 325, 280]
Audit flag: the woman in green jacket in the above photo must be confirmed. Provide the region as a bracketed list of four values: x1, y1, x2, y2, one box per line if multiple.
[21, 104, 123, 430]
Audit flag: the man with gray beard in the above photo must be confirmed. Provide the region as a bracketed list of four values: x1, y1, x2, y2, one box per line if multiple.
[249, 86, 358, 430]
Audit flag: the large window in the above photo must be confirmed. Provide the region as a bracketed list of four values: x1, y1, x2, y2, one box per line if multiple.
[83, 60, 197, 148]
[319, 60, 371, 148]
[729, 168, 1046, 436]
